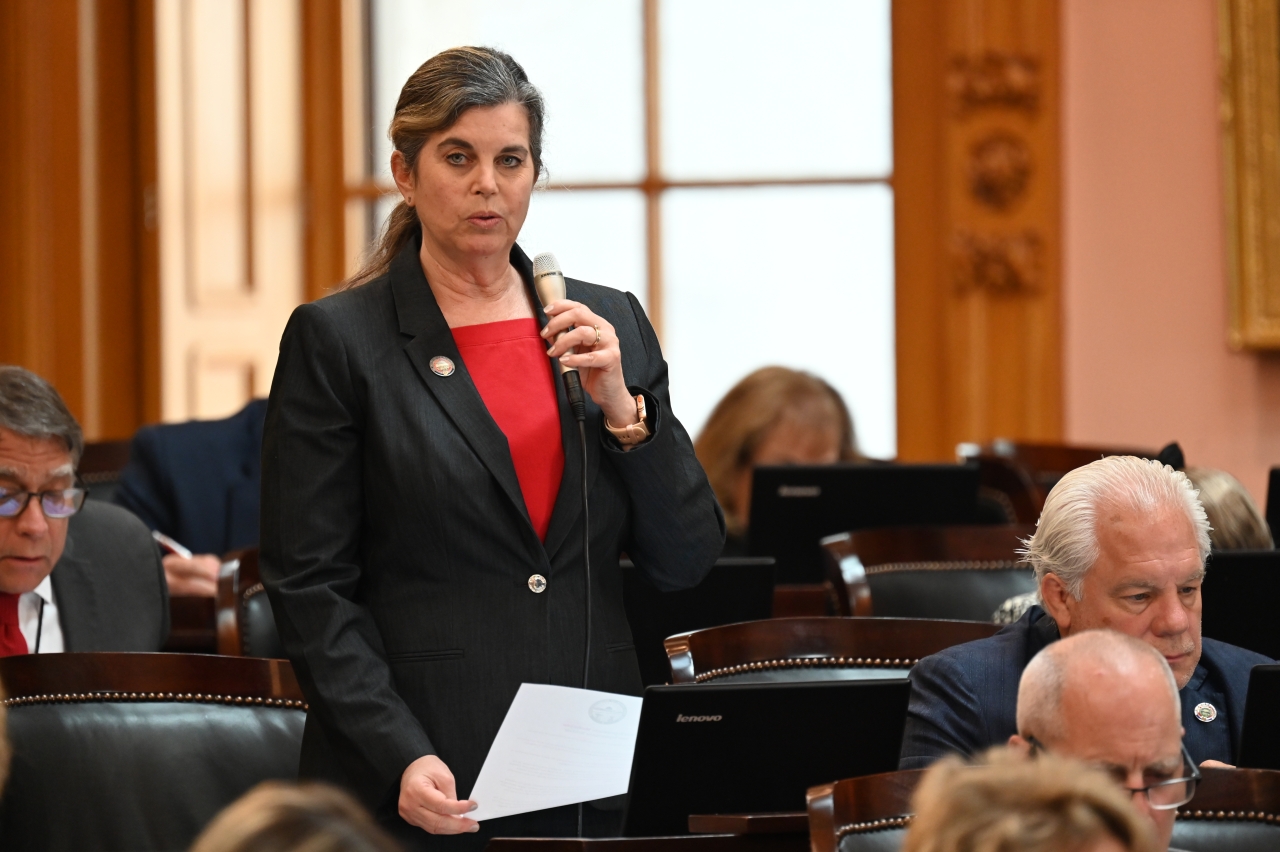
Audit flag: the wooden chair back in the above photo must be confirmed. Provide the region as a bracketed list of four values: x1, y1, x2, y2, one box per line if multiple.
[217, 547, 285, 658]
[822, 525, 1035, 618]
[988, 440, 1154, 495]
[664, 617, 999, 684]
[807, 770, 924, 852]
[1172, 767, 1280, 852]
[972, 454, 1044, 523]
[78, 439, 133, 503]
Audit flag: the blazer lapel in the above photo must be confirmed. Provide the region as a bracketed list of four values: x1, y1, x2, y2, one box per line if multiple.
[527, 255, 601, 560]
[391, 239, 535, 537]
[49, 548, 100, 652]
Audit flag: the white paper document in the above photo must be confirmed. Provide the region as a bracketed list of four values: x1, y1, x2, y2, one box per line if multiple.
[467, 683, 643, 822]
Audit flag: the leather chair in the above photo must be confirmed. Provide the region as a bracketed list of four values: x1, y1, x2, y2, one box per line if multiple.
[1171, 767, 1280, 852]
[217, 547, 285, 658]
[807, 769, 923, 852]
[970, 454, 1043, 523]
[78, 439, 132, 505]
[0, 652, 306, 852]
[966, 439, 1154, 499]
[822, 526, 1037, 620]
[664, 617, 999, 684]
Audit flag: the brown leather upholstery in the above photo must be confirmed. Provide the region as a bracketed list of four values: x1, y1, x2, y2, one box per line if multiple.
[217, 547, 285, 658]
[822, 526, 1036, 620]
[0, 652, 306, 852]
[664, 617, 999, 684]
[807, 770, 924, 852]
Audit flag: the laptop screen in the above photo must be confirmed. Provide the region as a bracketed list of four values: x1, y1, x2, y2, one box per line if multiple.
[1238, 663, 1280, 769]
[748, 463, 983, 583]
[622, 678, 911, 836]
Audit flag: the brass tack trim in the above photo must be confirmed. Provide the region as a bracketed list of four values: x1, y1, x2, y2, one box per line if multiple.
[3, 691, 307, 711]
[836, 815, 913, 837]
[864, 559, 1025, 576]
[695, 656, 915, 683]
[242, 582, 265, 604]
[1176, 808, 1280, 823]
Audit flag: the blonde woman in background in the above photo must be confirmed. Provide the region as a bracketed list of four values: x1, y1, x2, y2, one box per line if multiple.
[903, 749, 1157, 852]
[694, 367, 862, 555]
[189, 782, 401, 852]
[1184, 467, 1273, 550]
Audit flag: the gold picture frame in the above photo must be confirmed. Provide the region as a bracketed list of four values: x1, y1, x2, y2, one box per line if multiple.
[1221, 0, 1280, 349]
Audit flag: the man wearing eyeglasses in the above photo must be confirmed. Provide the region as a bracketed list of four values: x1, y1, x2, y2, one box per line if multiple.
[1010, 630, 1197, 852]
[901, 455, 1271, 771]
[0, 366, 168, 655]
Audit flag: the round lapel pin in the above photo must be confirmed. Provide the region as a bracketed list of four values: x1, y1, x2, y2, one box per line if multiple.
[1193, 702, 1217, 723]
[429, 356, 455, 377]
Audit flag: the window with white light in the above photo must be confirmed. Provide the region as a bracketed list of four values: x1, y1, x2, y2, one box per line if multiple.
[361, 0, 896, 457]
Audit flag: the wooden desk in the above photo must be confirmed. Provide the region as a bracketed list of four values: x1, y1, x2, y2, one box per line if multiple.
[487, 835, 804, 852]
[687, 814, 808, 837]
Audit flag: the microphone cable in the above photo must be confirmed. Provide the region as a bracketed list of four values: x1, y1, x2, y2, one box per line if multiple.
[533, 253, 593, 838]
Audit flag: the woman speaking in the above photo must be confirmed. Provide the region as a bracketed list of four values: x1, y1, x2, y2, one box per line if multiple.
[259, 47, 724, 849]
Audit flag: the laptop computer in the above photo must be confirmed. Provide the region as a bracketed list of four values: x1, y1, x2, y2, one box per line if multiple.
[622, 557, 776, 687]
[621, 678, 911, 837]
[1201, 550, 1280, 660]
[1235, 664, 1280, 769]
[748, 462, 983, 583]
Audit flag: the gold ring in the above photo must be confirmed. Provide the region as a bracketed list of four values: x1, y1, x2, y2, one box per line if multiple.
[593, 325, 602, 346]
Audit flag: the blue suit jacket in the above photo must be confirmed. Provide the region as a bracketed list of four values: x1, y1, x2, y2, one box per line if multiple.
[899, 606, 1272, 768]
[114, 399, 268, 556]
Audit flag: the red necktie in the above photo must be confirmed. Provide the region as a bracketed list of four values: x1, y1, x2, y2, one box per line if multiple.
[0, 593, 29, 656]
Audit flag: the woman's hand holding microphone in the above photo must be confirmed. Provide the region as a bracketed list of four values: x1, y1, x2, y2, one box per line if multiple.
[540, 300, 640, 430]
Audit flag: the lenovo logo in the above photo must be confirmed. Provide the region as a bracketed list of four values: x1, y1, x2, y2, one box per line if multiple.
[676, 713, 723, 723]
[777, 485, 821, 498]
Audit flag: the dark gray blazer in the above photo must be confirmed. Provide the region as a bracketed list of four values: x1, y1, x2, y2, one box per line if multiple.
[51, 500, 169, 652]
[260, 238, 724, 825]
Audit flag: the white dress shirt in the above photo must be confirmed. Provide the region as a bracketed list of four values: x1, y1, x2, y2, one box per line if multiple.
[18, 575, 64, 654]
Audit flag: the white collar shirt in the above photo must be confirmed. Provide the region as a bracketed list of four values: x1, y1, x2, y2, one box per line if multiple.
[18, 574, 64, 654]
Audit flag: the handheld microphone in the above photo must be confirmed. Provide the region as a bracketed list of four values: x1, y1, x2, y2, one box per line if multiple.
[533, 252, 587, 423]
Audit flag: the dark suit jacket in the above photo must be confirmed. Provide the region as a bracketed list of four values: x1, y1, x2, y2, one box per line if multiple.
[899, 606, 1272, 769]
[114, 398, 268, 556]
[260, 237, 725, 837]
[51, 500, 170, 651]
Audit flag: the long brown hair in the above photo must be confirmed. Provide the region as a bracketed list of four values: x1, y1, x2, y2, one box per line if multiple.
[343, 47, 545, 289]
[694, 366, 860, 534]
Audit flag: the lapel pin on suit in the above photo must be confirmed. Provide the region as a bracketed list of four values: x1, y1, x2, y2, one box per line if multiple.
[1194, 702, 1217, 722]
[429, 356, 455, 377]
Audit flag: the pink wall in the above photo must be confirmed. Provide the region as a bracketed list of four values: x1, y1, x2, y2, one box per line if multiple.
[1062, 0, 1280, 503]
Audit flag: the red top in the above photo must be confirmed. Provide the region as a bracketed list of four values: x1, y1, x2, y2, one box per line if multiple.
[452, 318, 565, 541]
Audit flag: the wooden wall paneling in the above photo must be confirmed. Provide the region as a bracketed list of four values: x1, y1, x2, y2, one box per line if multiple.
[894, 0, 1063, 461]
[156, 0, 304, 422]
[0, 0, 86, 418]
[134, 0, 163, 426]
[341, 0, 371, 281]
[302, 0, 348, 301]
[893, 2, 949, 461]
[92, 0, 159, 438]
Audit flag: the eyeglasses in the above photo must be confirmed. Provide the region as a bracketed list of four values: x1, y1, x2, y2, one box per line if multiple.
[0, 485, 88, 520]
[1027, 736, 1200, 810]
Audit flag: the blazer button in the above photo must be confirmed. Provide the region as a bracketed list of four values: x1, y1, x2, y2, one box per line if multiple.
[528, 574, 547, 594]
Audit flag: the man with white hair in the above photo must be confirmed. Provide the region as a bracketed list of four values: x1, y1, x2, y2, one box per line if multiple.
[899, 455, 1270, 769]
[1010, 630, 1195, 852]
